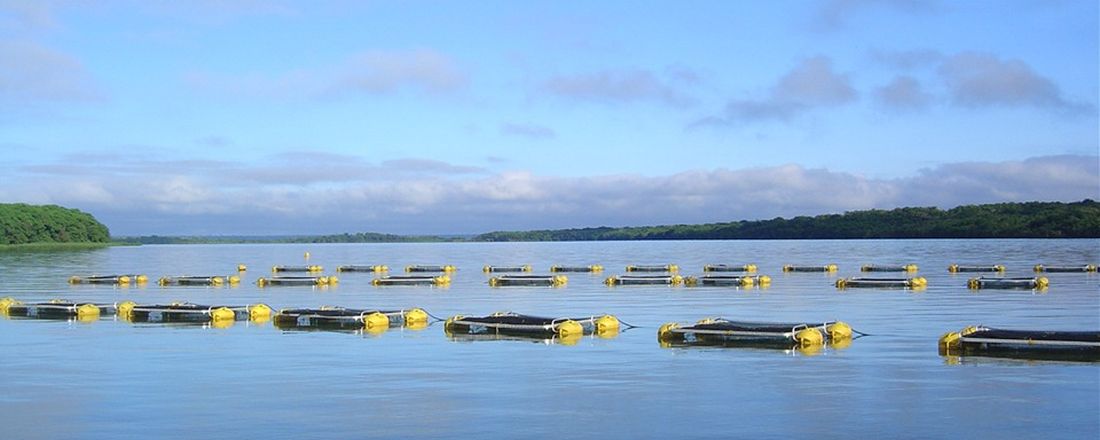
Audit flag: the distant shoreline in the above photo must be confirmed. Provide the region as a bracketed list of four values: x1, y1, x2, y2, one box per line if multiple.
[115, 200, 1100, 244]
[0, 242, 128, 252]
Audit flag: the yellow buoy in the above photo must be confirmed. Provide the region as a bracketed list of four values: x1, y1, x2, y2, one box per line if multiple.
[363, 312, 390, 330]
[826, 321, 853, 340]
[595, 315, 621, 335]
[76, 303, 101, 321]
[0, 297, 17, 314]
[938, 325, 979, 355]
[237, 264, 247, 272]
[404, 308, 430, 327]
[657, 322, 680, 342]
[557, 320, 584, 338]
[793, 327, 825, 347]
[443, 315, 464, 333]
[757, 275, 772, 287]
[210, 307, 236, 322]
[304, 252, 310, 260]
[249, 304, 273, 321]
[116, 301, 136, 318]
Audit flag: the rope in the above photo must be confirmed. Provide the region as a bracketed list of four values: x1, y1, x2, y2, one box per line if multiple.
[422, 310, 448, 322]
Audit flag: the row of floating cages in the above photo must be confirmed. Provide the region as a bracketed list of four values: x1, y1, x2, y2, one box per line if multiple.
[0, 298, 115, 322]
[0, 297, 272, 327]
[372, 275, 451, 287]
[861, 264, 919, 272]
[273, 307, 430, 332]
[272, 265, 324, 273]
[551, 265, 604, 273]
[967, 276, 1049, 290]
[405, 265, 457, 273]
[444, 312, 622, 345]
[834, 276, 1053, 290]
[684, 275, 771, 287]
[483, 265, 532, 273]
[948, 264, 1006, 273]
[68, 275, 149, 285]
[657, 318, 855, 355]
[603, 275, 773, 287]
[256, 276, 338, 287]
[605, 275, 685, 286]
[72, 263, 1094, 284]
[835, 277, 928, 290]
[782, 264, 839, 273]
[626, 264, 679, 273]
[158, 275, 241, 286]
[1032, 264, 1097, 273]
[337, 265, 388, 273]
[117, 301, 272, 326]
[940, 325, 1100, 362]
[489, 275, 568, 287]
[4, 297, 1096, 360]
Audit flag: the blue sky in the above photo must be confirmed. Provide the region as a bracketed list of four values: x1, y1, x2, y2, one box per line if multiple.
[1, 0, 1097, 235]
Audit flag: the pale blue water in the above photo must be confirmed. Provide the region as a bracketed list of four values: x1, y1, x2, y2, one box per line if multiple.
[1, 239, 1097, 439]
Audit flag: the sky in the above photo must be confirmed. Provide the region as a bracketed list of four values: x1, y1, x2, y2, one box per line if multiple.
[1, 0, 1097, 236]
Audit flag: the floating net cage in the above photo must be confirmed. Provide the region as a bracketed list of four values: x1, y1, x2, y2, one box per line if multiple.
[939, 325, 1100, 362]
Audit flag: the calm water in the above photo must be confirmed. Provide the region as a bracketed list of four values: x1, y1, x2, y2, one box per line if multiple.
[1, 239, 1098, 439]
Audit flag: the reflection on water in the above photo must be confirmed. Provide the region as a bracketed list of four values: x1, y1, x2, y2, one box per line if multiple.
[0, 239, 1097, 439]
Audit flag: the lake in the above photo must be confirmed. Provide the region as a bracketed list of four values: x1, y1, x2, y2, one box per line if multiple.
[1, 239, 1098, 439]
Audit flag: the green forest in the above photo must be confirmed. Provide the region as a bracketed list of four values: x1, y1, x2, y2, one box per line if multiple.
[0, 204, 111, 245]
[475, 200, 1100, 241]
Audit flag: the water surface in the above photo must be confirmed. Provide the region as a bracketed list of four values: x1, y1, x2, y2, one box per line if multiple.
[1, 240, 1097, 439]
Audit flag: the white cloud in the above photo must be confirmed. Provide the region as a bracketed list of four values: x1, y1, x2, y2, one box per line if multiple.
[697, 56, 856, 126]
[938, 52, 1093, 113]
[874, 75, 931, 110]
[3, 153, 1094, 235]
[869, 49, 1094, 115]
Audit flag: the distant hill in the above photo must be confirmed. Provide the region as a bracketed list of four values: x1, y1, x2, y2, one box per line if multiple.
[475, 200, 1100, 241]
[0, 203, 111, 245]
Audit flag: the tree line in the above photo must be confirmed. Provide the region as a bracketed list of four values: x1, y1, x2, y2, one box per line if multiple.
[0, 204, 110, 245]
[475, 200, 1100, 241]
